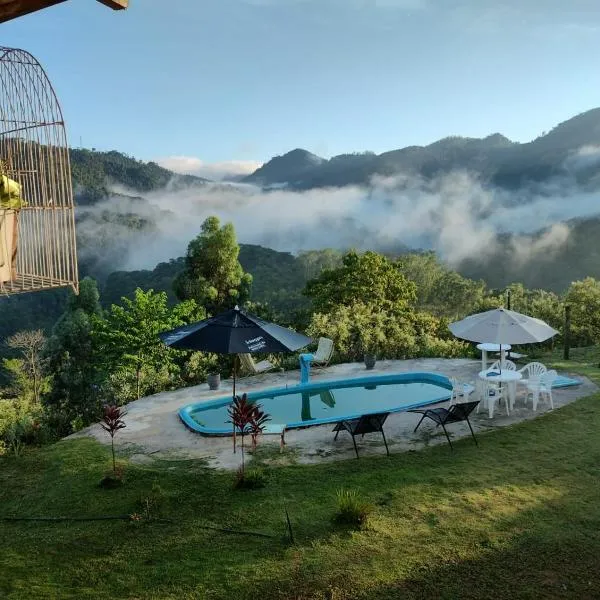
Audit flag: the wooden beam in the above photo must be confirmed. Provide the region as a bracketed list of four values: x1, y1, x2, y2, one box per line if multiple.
[96, 0, 128, 9]
[0, 0, 67, 24]
[0, 0, 128, 23]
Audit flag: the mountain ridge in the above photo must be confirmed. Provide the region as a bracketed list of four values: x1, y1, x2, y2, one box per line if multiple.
[244, 108, 600, 190]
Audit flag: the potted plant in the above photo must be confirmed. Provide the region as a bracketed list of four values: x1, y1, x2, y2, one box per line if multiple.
[359, 330, 381, 370]
[363, 350, 377, 370]
[358, 325, 378, 371]
[349, 312, 385, 370]
[207, 372, 220, 390]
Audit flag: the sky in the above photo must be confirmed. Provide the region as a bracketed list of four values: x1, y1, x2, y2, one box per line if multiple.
[2, 0, 600, 179]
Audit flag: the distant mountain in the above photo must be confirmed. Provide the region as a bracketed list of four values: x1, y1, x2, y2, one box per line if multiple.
[243, 108, 600, 190]
[70, 149, 209, 205]
[244, 148, 325, 187]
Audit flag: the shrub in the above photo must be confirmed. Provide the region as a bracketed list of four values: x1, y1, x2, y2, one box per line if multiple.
[181, 351, 219, 385]
[138, 481, 167, 518]
[0, 396, 45, 454]
[234, 467, 268, 490]
[307, 302, 470, 363]
[333, 489, 373, 527]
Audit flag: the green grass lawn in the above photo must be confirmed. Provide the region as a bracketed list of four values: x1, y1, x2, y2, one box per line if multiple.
[1, 351, 600, 599]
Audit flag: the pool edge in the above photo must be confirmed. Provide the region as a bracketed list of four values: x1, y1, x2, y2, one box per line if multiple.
[178, 371, 453, 436]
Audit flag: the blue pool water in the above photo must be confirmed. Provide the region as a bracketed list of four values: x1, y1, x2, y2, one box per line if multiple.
[179, 372, 453, 435]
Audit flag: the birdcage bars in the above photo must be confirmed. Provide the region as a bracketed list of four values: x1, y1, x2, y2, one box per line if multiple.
[0, 45, 78, 296]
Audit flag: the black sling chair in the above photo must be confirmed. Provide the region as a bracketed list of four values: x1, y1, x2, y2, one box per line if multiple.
[409, 401, 480, 451]
[332, 412, 390, 459]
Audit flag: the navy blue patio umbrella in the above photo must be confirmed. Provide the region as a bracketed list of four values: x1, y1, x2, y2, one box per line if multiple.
[159, 305, 312, 399]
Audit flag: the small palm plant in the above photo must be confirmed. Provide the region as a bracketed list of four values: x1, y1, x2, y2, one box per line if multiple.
[101, 404, 127, 475]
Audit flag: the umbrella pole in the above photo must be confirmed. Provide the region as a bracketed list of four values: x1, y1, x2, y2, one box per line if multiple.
[232, 355, 237, 454]
[233, 355, 237, 399]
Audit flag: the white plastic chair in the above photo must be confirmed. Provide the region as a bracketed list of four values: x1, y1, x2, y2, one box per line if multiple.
[475, 378, 487, 410]
[489, 360, 516, 372]
[485, 380, 509, 418]
[449, 377, 471, 405]
[525, 369, 557, 411]
[538, 369, 557, 411]
[518, 362, 547, 380]
[517, 361, 547, 401]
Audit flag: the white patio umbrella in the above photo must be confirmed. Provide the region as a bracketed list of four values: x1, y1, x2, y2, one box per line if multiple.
[449, 308, 558, 371]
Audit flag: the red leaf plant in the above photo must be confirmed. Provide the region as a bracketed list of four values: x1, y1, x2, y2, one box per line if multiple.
[101, 404, 127, 475]
[250, 405, 271, 451]
[227, 393, 270, 475]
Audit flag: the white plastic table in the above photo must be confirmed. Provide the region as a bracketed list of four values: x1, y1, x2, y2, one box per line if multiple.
[478, 369, 522, 413]
[477, 343, 512, 372]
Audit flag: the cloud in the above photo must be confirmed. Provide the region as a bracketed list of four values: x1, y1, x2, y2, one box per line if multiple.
[564, 145, 600, 173]
[510, 223, 571, 267]
[156, 156, 263, 181]
[75, 143, 600, 277]
[78, 168, 599, 276]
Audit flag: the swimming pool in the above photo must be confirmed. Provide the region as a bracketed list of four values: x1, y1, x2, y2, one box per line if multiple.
[179, 372, 453, 435]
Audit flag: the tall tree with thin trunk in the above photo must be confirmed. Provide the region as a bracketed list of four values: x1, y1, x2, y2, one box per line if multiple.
[5, 329, 47, 404]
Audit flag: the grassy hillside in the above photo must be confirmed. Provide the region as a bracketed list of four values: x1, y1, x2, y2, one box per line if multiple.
[0, 349, 599, 599]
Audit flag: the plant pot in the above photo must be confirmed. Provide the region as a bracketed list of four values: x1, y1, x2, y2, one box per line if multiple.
[364, 354, 376, 370]
[207, 373, 221, 390]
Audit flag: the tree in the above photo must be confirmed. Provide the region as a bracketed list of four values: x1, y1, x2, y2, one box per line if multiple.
[4, 330, 49, 404]
[396, 252, 486, 317]
[565, 277, 600, 346]
[396, 252, 445, 307]
[93, 289, 204, 402]
[304, 250, 417, 314]
[297, 249, 343, 282]
[173, 216, 252, 313]
[433, 270, 486, 318]
[44, 277, 103, 431]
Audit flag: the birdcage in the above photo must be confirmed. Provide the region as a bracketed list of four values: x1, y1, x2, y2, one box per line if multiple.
[0, 45, 78, 296]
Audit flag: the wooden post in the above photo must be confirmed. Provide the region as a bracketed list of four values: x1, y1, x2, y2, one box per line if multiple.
[506, 289, 511, 310]
[285, 506, 295, 544]
[563, 305, 571, 360]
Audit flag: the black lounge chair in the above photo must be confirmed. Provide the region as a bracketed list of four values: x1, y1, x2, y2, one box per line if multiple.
[409, 401, 480, 450]
[332, 412, 390, 459]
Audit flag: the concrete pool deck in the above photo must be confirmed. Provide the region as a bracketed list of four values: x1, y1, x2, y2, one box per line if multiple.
[72, 358, 597, 470]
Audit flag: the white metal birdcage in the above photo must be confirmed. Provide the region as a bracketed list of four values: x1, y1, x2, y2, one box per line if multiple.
[0, 45, 78, 296]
